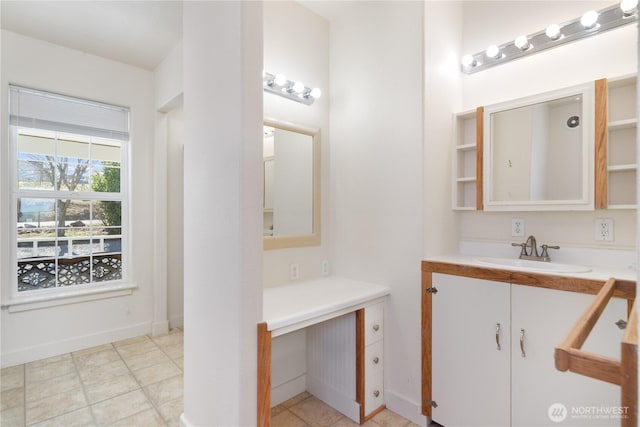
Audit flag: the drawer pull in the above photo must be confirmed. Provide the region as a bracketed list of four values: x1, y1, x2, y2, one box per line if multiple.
[372, 324, 380, 332]
[373, 356, 379, 364]
[373, 390, 380, 398]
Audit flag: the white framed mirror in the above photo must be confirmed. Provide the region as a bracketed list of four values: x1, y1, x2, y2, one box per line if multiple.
[484, 82, 595, 211]
[263, 118, 321, 250]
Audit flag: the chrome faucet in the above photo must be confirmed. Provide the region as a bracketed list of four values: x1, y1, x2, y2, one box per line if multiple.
[512, 235, 559, 262]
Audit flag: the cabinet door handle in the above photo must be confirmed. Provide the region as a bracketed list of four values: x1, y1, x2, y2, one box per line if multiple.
[372, 324, 380, 332]
[495, 323, 501, 350]
[520, 328, 526, 358]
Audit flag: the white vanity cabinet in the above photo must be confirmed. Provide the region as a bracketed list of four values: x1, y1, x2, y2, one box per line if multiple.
[431, 273, 627, 427]
[363, 302, 385, 416]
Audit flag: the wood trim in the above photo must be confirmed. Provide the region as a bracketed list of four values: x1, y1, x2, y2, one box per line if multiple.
[422, 260, 635, 300]
[595, 78, 608, 209]
[421, 269, 432, 417]
[561, 349, 622, 385]
[621, 301, 637, 427]
[476, 106, 484, 211]
[355, 309, 365, 423]
[363, 405, 386, 422]
[257, 322, 271, 427]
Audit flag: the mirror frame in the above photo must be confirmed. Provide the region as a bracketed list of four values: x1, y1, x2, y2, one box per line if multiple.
[263, 118, 321, 250]
[483, 82, 595, 211]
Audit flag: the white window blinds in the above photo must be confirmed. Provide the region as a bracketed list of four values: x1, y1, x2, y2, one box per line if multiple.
[9, 85, 129, 140]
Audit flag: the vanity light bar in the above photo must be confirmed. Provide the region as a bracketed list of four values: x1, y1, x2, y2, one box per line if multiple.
[461, 2, 638, 74]
[263, 72, 322, 106]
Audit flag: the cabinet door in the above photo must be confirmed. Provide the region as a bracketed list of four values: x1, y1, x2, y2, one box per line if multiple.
[511, 284, 626, 427]
[432, 274, 511, 427]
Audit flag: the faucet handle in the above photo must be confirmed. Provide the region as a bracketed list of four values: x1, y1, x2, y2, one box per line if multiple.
[540, 244, 560, 260]
[512, 242, 527, 257]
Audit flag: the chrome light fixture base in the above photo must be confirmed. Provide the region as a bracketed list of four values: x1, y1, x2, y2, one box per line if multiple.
[263, 72, 321, 105]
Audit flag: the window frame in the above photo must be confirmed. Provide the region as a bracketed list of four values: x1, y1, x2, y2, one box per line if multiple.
[3, 88, 133, 310]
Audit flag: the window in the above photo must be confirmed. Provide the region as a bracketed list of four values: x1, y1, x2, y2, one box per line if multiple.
[9, 86, 129, 296]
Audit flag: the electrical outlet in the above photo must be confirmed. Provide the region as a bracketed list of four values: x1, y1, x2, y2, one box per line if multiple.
[321, 260, 330, 276]
[595, 218, 614, 242]
[289, 263, 299, 280]
[511, 218, 525, 237]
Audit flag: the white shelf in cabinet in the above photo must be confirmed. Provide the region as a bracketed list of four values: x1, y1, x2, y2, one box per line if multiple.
[456, 143, 476, 152]
[608, 118, 637, 129]
[456, 177, 476, 183]
[608, 164, 637, 172]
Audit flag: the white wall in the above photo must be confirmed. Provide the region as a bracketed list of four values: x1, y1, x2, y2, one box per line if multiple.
[0, 31, 157, 366]
[263, 1, 330, 287]
[457, 1, 637, 252]
[323, 1, 425, 423]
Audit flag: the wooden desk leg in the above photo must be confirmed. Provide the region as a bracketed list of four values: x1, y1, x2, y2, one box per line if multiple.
[258, 322, 272, 427]
[356, 309, 365, 424]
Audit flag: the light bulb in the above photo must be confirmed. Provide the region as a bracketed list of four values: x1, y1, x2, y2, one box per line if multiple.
[514, 35, 530, 50]
[461, 54, 477, 67]
[621, 0, 638, 15]
[485, 45, 501, 59]
[292, 81, 305, 93]
[545, 24, 561, 40]
[273, 74, 287, 86]
[580, 10, 599, 29]
[309, 88, 322, 99]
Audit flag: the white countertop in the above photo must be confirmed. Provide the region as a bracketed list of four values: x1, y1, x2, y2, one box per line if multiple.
[426, 254, 637, 282]
[263, 277, 390, 335]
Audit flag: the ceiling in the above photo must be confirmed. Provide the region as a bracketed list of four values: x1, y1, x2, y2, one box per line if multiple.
[1, 1, 183, 70]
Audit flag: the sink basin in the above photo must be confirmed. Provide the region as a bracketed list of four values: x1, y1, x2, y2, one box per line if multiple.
[474, 257, 591, 273]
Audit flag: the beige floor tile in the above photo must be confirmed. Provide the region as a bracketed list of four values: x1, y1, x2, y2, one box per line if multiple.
[172, 357, 184, 370]
[1, 387, 23, 411]
[113, 335, 151, 348]
[370, 409, 411, 427]
[160, 343, 183, 360]
[109, 407, 165, 426]
[78, 359, 129, 386]
[271, 409, 309, 427]
[30, 407, 95, 427]
[73, 348, 121, 371]
[143, 375, 183, 407]
[71, 343, 114, 358]
[25, 386, 87, 425]
[121, 349, 170, 371]
[331, 416, 377, 427]
[84, 373, 140, 404]
[26, 372, 82, 403]
[271, 405, 287, 417]
[132, 361, 181, 387]
[115, 339, 158, 359]
[25, 353, 71, 370]
[157, 396, 183, 426]
[0, 404, 25, 427]
[1, 366, 24, 392]
[289, 396, 343, 426]
[150, 331, 183, 348]
[281, 391, 312, 408]
[90, 389, 151, 425]
[25, 358, 75, 383]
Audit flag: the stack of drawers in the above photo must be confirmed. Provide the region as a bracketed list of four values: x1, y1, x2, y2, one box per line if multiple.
[363, 302, 384, 416]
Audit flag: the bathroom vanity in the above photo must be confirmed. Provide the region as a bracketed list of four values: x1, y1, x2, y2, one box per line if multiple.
[421, 256, 636, 427]
[258, 277, 389, 426]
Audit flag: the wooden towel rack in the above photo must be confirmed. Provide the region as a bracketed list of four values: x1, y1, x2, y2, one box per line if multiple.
[555, 277, 637, 427]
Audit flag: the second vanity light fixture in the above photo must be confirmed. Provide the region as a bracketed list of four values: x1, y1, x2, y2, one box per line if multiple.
[461, 0, 638, 74]
[263, 71, 322, 106]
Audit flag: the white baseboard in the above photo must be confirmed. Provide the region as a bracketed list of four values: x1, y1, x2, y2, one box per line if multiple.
[271, 374, 306, 407]
[152, 320, 170, 336]
[169, 314, 184, 329]
[1, 321, 151, 368]
[385, 389, 429, 427]
[307, 374, 360, 423]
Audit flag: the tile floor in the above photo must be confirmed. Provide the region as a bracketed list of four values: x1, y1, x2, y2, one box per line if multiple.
[1, 329, 417, 426]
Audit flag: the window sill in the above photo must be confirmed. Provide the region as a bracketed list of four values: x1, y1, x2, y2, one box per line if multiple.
[2, 282, 138, 313]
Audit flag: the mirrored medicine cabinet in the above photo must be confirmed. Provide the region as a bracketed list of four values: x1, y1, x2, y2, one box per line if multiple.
[452, 75, 638, 212]
[263, 118, 321, 250]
